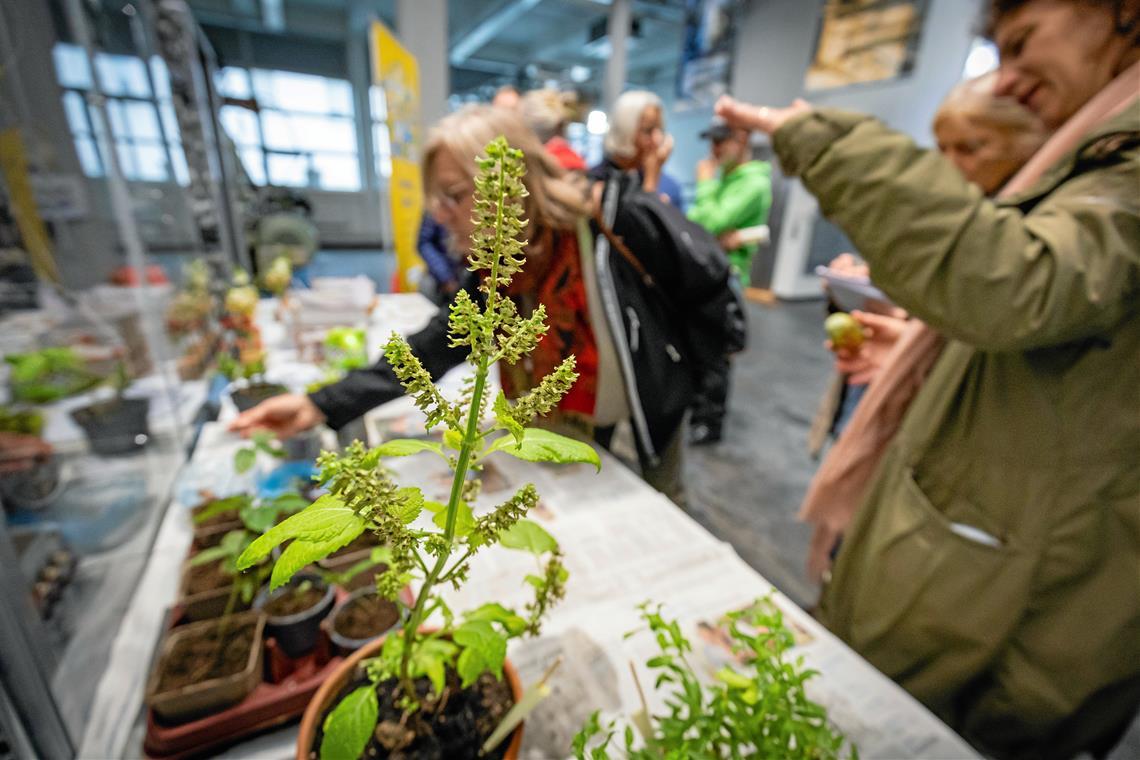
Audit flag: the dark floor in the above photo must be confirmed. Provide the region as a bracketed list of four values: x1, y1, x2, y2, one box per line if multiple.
[681, 298, 1140, 760]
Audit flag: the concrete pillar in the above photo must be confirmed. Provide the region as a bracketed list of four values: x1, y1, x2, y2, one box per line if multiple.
[347, 0, 378, 191]
[603, 0, 631, 110]
[395, 0, 449, 129]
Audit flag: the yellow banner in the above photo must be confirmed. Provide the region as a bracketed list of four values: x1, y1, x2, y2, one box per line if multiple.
[370, 21, 423, 292]
[0, 128, 60, 283]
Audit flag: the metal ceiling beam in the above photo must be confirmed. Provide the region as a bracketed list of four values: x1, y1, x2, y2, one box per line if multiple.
[449, 0, 545, 65]
[557, 0, 684, 24]
[454, 56, 520, 75]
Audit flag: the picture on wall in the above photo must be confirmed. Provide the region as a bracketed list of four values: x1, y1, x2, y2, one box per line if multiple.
[675, 0, 742, 108]
[805, 0, 928, 92]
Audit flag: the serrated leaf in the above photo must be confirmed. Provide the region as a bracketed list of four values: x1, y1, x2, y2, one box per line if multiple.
[465, 602, 527, 636]
[376, 438, 444, 458]
[499, 519, 558, 555]
[432, 500, 474, 538]
[234, 447, 256, 474]
[237, 495, 364, 580]
[493, 391, 524, 445]
[423, 500, 447, 514]
[453, 620, 507, 688]
[392, 487, 424, 524]
[492, 428, 600, 471]
[319, 686, 377, 760]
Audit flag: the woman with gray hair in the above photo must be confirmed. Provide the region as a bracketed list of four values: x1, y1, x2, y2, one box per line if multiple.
[588, 90, 683, 208]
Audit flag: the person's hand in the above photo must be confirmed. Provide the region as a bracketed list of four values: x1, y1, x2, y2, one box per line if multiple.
[696, 156, 719, 183]
[826, 252, 870, 279]
[828, 310, 908, 385]
[718, 230, 743, 251]
[715, 95, 812, 136]
[229, 393, 326, 439]
[0, 432, 52, 474]
[641, 134, 674, 192]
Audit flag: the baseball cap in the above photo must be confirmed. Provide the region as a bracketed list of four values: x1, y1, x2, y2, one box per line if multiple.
[699, 116, 733, 141]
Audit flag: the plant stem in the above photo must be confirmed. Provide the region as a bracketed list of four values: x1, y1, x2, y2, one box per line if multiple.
[397, 357, 489, 702]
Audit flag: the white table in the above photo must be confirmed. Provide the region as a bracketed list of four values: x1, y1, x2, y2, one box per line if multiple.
[81, 295, 979, 759]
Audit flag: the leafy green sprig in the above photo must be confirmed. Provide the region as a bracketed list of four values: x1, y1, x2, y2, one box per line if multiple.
[236, 136, 600, 760]
[573, 598, 855, 760]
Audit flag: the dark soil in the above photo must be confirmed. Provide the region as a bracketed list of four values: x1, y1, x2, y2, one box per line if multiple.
[333, 595, 399, 641]
[184, 559, 232, 596]
[264, 586, 326, 618]
[155, 619, 257, 693]
[309, 666, 514, 760]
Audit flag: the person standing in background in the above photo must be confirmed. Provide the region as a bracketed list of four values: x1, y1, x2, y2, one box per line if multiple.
[687, 117, 772, 287]
[521, 88, 588, 172]
[685, 117, 772, 445]
[588, 90, 685, 209]
[416, 212, 460, 305]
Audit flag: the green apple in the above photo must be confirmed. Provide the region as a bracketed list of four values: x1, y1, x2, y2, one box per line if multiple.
[825, 312, 865, 351]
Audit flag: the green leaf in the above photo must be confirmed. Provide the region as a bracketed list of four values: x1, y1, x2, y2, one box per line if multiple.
[319, 686, 378, 760]
[237, 495, 364, 586]
[465, 602, 528, 636]
[493, 391, 525, 445]
[270, 492, 310, 513]
[715, 667, 752, 689]
[392, 487, 424, 524]
[499, 519, 558, 556]
[234, 447, 256, 474]
[443, 429, 464, 451]
[188, 546, 229, 568]
[492, 428, 600, 471]
[432, 500, 474, 538]
[376, 438, 444, 458]
[192, 494, 248, 524]
[423, 500, 447, 514]
[453, 619, 507, 688]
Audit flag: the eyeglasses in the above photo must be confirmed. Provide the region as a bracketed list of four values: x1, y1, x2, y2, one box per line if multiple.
[428, 182, 473, 214]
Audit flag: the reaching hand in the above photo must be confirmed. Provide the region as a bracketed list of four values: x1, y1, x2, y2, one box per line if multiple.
[641, 134, 674, 192]
[826, 253, 870, 279]
[715, 95, 812, 136]
[229, 393, 326, 439]
[828, 310, 908, 386]
[718, 230, 743, 251]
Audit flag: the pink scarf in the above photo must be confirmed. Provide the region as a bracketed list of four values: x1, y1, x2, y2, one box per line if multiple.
[800, 60, 1140, 583]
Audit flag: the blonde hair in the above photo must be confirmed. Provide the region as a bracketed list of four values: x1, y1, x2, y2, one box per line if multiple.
[423, 105, 588, 236]
[521, 88, 573, 142]
[604, 90, 662, 159]
[932, 72, 1048, 159]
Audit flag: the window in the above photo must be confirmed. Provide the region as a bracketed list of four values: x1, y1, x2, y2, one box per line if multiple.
[52, 43, 188, 185]
[215, 66, 362, 191]
[370, 85, 392, 179]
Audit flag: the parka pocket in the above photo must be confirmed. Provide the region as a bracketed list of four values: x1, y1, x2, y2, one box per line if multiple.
[838, 469, 1029, 683]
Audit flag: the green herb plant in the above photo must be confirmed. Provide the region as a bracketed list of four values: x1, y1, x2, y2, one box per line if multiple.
[5, 347, 102, 404]
[233, 430, 287, 474]
[306, 327, 369, 393]
[0, 407, 45, 436]
[235, 137, 599, 759]
[573, 598, 855, 760]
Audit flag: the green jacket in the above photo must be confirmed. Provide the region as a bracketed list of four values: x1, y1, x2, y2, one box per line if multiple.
[687, 160, 772, 286]
[774, 102, 1140, 759]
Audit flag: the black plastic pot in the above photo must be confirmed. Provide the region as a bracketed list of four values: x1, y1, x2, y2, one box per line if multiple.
[282, 430, 323, 461]
[0, 456, 63, 511]
[253, 573, 335, 658]
[70, 397, 150, 456]
[326, 588, 402, 654]
[231, 382, 288, 413]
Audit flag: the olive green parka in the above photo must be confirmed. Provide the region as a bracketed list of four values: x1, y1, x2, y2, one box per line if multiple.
[773, 100, 1140, 759]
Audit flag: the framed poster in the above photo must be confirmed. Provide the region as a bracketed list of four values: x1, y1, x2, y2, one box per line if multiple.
[676, 0, 742, 108]
[805, 0, 928, 92]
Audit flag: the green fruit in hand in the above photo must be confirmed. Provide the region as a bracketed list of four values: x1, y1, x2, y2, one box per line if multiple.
[825, 312, 865, 351]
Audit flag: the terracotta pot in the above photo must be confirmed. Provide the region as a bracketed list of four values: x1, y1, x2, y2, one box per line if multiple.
[145, 610, 266, 724]
[295, 633, 524, 760]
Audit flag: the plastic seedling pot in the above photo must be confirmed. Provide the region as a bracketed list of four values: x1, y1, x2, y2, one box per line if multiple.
[230, 382, 288, 413]
[70, 397, 150, 456]
[325, 588, 403, 654]
[253, 573, 335, 658]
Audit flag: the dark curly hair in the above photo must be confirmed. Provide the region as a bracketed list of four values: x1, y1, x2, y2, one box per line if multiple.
[984, 0, 1140, 39]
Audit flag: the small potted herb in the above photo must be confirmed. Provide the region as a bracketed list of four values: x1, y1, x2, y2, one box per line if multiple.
[261, 254, 293, 298]
[221, 271, 287, 411]
[5, 347, 102, 404]
[236, 138, 599, 760]
[70, 362, 151, 456]
[0, 407, 63, 511]
[572, 599, 855, 760]
[253, 572, 337, 658]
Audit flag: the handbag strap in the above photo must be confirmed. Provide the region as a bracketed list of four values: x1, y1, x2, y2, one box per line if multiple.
[593, 179, 659, 293]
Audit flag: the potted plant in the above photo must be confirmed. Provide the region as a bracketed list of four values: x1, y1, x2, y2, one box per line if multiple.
[5, 347, 102, 404]
[262, 254, 293, 298]
[70, 362, 151, 456]
[0, 407, 63, 511]
[221, 270, 287, 411]
[572, 599, 855, 760]
[167, 260, 219, 380]
[236, 138, 600, 760]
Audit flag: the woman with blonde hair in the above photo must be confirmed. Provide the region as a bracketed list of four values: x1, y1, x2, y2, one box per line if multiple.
[230, 105, 603, 437]
[588, 89, 684, 208]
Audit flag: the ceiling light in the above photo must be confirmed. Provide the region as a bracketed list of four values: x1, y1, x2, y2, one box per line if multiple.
[569, 65, 591, 83]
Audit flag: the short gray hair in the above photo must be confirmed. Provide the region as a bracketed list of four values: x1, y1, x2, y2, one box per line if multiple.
[604, 90, 662, 159]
